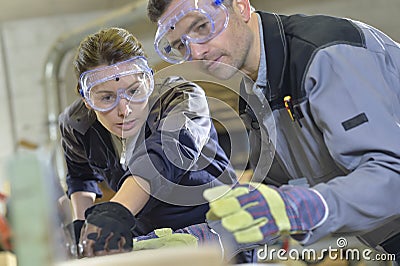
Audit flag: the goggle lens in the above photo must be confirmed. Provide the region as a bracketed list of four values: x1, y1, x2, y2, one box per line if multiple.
[88, 72, 152, 112]
[155, 0, 229, 64]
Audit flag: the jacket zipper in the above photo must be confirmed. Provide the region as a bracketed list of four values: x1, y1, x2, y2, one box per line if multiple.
[120, 138, 127, 167]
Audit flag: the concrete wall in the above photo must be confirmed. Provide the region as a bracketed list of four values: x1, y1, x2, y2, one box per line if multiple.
[0, 11, 107, 189]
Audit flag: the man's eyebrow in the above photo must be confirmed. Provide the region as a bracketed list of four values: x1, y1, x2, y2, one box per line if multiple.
[125, 80, 141, 90]
[187, 16, 205, 33]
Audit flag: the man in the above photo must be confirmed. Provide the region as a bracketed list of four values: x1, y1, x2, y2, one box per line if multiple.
[147, 0, 400, 263]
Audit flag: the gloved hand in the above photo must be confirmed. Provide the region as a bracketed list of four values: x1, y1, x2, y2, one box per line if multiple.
[63, 220, 84, 258]
[133, 223, 258, 263]
[132, 223, 218, 251]
[203, 183, 327, 244]
[65, 220, 85, 245]
[79, 202, 136, 257]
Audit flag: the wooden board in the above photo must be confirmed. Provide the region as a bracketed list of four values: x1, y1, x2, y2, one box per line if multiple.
[55, 246, 225, 266]
[0, 252, 17, 266]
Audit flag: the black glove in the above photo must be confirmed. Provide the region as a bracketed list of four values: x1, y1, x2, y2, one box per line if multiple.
[79, 202, 136, 257]
[65, 220, 85, 245]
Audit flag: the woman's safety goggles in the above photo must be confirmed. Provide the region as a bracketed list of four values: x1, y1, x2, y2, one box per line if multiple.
[154, 0, 229, 64]
[79, 56, 154, 112]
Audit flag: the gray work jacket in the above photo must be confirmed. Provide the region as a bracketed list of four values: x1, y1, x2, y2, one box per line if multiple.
[243, 12, 400, 248]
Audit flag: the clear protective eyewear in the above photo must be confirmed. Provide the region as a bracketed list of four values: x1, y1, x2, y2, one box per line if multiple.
[154, 0, 229, 64]
[79, 56, 154, 112]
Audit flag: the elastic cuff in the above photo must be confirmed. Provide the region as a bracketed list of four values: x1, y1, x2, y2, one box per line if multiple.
[309, 188, 329, 230]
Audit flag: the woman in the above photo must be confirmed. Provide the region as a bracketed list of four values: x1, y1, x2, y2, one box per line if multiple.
[58, 27, 237, 256]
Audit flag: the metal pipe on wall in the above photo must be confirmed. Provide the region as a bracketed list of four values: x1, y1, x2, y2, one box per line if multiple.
[0, 25, 18, 152]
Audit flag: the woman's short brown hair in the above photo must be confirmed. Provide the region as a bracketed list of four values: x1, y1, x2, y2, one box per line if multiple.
[74, 27, 146, 82]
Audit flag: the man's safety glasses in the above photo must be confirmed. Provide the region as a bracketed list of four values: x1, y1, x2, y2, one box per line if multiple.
[154, 0, 229, 64]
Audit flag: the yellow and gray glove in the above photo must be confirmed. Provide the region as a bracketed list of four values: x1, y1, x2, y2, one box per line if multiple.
[132, 223, 257, 262]
[204, 183, 327, 244]
[133, 223, 218, 251]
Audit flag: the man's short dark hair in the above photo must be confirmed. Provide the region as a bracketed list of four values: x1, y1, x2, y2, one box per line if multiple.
[147, 0, 234, 22]
[147, 0, 173, 22]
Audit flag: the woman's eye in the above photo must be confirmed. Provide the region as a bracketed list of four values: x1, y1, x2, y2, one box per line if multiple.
[127, 88, 138, 96]
[100, 94, 115, 102]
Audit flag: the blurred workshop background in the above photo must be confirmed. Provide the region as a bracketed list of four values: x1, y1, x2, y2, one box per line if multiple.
[0, 0, 399, 176]
[0, 0, 399, 265]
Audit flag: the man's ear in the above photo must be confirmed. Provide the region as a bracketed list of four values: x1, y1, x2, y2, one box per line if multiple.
[234, 0, 252, 22]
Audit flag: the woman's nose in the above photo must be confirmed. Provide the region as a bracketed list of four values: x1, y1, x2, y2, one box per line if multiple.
[117, 98, 132, 117]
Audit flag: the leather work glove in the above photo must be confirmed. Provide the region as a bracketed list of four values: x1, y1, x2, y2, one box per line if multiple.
[132, 223, 219, 251]
[203, 183, 327, 244]
[79, 202, 136, 257]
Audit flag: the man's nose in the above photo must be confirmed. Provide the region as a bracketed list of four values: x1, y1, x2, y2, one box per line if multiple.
[189, 42, 208, 60]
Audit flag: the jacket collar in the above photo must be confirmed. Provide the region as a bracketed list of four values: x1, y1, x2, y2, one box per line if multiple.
[67, 99, 97, 135]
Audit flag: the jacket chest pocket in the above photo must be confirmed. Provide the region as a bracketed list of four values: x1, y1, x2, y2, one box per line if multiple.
[274, 106, 346, 185]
